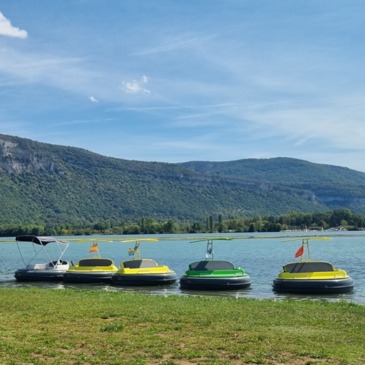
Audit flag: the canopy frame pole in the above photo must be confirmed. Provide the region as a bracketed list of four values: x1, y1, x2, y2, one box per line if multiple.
[205, 239, 214, 260]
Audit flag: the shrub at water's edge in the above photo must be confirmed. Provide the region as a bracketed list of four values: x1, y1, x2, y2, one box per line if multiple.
[1, 208, 365, 237]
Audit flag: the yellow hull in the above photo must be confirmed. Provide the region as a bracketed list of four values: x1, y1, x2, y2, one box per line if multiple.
[112, 259, 177, 286]
[277, 269, 350, 281]
[63, 258, 118, 283]
[116, 266, 173, 275]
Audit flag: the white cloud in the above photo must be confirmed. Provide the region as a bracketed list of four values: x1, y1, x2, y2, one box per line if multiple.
[0, 12, 27, 39]
[88, 96, 98, 103]
[121, 75, 150, 94]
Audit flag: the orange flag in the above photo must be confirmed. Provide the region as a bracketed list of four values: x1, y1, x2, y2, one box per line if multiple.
[295, 245, 304, 258]
[89, 243, 99, 253]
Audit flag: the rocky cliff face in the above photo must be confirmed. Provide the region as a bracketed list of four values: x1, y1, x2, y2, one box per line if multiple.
[0, 136, 60, 174]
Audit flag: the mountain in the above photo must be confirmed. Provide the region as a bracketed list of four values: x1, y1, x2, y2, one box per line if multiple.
[1, 134, 364, 226]
[180, 158, 365, 213]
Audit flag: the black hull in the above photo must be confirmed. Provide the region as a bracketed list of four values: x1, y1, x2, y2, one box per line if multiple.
[63, 272, 114, 284]
[15, 270, 66, 282]
[112, 273, 177, 286]
[273, 278, 354, 294]
[180, 275, 251, 290]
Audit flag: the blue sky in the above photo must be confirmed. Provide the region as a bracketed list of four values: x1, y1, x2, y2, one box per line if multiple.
[1, 1, 365, 172]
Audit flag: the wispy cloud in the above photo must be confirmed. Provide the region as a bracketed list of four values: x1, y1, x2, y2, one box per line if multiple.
[0, 12, 27, 39]
[121, 75, 151, 94]
[132, 34, 217, 56]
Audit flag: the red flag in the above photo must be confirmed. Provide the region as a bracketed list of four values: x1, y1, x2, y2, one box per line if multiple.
[295, 245, 304, 258]
[89, 243, 99, 253]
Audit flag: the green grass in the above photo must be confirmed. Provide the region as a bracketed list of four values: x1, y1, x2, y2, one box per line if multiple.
[0, 288, 364, 365]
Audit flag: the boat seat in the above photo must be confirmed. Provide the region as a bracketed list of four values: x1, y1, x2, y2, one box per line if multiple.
[51, 260, 68, 266]
[123, 259, 158, 269]
[189, 260, 235, 271]
[284, 262, 334, 273]
[28, 263, 47, 270]
[78, 259, 113, 267]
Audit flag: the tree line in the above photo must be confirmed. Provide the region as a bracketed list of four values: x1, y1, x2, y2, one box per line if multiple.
[0, 208, 363, 237]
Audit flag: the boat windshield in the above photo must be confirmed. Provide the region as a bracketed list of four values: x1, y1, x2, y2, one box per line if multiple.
[123, 259, 158, 269]
[79, 259, 114, 267]
[189, 261, 235, 271]
[284, 262, 334, 273]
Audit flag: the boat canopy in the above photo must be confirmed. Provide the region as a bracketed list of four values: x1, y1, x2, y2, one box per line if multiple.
[189, 238, 234, 261]
[15, 235, 65, 246]
[119, 238, 159, 260]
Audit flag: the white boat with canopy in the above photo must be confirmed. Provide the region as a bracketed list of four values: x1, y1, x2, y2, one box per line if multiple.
[14, 235, 71, 281]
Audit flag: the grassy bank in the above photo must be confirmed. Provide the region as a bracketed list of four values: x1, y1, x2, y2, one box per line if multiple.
[0, 288, 364, 365]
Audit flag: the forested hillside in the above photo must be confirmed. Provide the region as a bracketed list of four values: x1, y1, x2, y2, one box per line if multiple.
[181, 158, 365, 213]
[1, 134, 365, 230]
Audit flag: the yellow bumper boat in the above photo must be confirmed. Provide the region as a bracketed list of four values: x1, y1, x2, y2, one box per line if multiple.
[63, 242, 118, 283]
[112, 239, 177, 286]
[273, 238, 354, 294]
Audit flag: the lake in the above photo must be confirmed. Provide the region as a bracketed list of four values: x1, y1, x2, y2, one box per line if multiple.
[1, 231, 365, 304]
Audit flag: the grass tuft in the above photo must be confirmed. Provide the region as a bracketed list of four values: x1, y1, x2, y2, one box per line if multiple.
[100, 322, 124, 332]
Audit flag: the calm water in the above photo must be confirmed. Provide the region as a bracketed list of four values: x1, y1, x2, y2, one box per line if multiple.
[1, 231, 365, 304]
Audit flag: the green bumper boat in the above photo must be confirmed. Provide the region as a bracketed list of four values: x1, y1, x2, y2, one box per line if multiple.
[180, 238, 251, 290]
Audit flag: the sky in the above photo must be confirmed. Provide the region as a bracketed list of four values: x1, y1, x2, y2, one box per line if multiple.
[1, 1, 365, 172]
